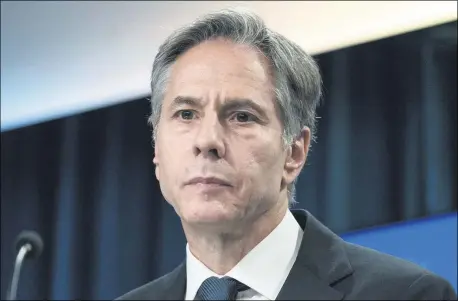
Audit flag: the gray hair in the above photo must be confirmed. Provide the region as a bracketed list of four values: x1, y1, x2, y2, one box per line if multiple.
[148, 8, 322, 205]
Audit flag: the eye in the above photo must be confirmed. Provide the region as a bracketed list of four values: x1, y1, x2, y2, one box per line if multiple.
[177, 110, 195, 120]
[232, 112, 256, 123]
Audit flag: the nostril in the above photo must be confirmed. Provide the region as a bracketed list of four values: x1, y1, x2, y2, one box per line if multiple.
[209, 148, 219, 158]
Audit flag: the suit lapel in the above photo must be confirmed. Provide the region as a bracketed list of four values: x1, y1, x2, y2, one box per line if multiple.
[276, 262, 344, 300]
[276, 210, 353, 300]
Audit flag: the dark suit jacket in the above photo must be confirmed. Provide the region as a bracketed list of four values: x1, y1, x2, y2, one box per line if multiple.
[116, 209, 457, 300]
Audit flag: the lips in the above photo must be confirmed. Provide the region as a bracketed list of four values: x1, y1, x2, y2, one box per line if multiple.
[185, 176, 231, 187]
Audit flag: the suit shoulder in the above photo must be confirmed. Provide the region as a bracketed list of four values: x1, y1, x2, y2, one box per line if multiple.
[115, 274, 171, 300]
[344, 241, 430, 278]
[115, 264, 184, 300]
[342, 241, 456, 299]
[408, 272, 457, 300]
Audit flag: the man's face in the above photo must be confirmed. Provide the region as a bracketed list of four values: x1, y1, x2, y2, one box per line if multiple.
[153, 39, 308, 228]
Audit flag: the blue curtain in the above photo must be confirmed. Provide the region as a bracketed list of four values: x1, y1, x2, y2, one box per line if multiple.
[298, 22, 457, 232]
[1, 21, 456, 300]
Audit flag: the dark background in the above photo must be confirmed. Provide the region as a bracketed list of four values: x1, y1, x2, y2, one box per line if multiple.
[1, 21, 457, 300]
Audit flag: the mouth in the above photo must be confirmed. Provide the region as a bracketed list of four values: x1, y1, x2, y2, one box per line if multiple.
[185, 177, 232, 187]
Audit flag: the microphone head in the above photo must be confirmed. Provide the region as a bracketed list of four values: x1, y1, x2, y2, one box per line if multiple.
[15, 230, 44, 259]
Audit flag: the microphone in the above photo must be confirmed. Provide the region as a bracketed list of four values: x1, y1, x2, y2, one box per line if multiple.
[7, 230, 44, 300]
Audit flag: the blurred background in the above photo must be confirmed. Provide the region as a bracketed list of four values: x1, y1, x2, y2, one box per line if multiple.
[1, 1, 457, 299]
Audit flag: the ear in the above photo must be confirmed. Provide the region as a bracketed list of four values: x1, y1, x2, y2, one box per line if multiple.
[283, 127, 311, 186]
[153, 145, 160, 181]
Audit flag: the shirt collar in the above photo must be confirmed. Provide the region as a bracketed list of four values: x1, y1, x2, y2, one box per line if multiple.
[185, 209, 304, 300]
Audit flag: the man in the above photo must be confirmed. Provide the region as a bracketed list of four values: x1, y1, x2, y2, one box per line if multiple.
[117, 8, 457, 301]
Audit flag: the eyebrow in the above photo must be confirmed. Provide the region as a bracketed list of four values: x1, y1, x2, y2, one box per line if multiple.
[169, 96, 268, 119]
[221, 98, 268, 119]
[169, 96, 203, 111]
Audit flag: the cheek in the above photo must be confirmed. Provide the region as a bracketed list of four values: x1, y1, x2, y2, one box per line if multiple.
[235, 139, 285, 187]
[155, 136, 188, 188]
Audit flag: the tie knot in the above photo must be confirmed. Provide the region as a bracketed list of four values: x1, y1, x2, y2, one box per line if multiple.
[195, 276, 248, 300]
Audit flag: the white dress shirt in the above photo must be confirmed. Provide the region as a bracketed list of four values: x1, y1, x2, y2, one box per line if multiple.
[185, 210, 304, 300]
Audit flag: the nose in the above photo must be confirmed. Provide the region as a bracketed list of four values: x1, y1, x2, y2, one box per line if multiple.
[193, 115, 226, 159]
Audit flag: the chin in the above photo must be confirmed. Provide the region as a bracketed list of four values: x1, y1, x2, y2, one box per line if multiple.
[179, 196, 241, 225]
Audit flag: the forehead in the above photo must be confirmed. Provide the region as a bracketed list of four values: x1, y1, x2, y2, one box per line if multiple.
[165, 39, 274, 105]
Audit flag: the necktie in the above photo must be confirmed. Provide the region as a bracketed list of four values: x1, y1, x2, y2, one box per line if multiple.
[195, 276, 249, 300]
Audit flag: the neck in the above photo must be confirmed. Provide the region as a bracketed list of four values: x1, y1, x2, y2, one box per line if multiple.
[184, 199, 288, 275]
